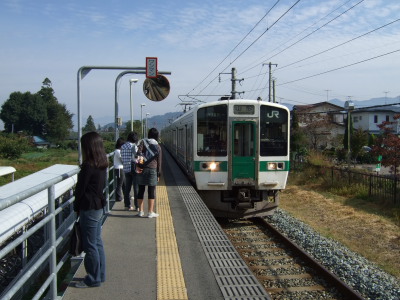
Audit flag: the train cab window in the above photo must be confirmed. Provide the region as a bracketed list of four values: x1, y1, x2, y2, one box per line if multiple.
[197, 104, 227, 156]
[233, 123, 254, 156]
[260, 106, 288, 156]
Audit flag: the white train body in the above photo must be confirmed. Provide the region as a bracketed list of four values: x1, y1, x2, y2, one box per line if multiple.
[162, 99, 290, 218]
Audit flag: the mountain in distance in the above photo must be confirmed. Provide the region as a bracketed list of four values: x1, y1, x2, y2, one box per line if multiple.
[328, 96, 400, 109]
[101, 111, 182, 131]
[281, 96, 400, 111]
[98, 96, 400, 130]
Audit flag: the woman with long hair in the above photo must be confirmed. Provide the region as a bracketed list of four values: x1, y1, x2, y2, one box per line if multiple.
[74, 131, 108, 288]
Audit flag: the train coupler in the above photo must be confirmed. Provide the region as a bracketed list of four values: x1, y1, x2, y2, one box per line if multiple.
[234, 188, 253, 209]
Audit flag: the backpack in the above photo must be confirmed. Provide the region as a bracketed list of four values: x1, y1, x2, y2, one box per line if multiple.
[136, 139, 159, 171]
[130, 143, 138, 174]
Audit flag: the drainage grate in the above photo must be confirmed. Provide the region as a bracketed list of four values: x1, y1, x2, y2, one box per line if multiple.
[166, 156, 271, 300]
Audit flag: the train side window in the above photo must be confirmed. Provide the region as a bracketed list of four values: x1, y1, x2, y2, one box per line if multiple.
[197, 104, 227, 156]
[260, 106, 288, 156]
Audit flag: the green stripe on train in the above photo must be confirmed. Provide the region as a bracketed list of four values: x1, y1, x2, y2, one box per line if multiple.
[194, 161, 228, 172]
[259, 161, 290, 171]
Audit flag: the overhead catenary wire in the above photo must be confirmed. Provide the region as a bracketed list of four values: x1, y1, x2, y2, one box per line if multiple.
[184, 0, 281, 97]
[278, 49, 400, 86]
[186, 0, 300, 98]
[278, 18, 400, 71]
[262, 0, 365, 64]
[240, 0, 356, 76]
[239, 17, 400, 95]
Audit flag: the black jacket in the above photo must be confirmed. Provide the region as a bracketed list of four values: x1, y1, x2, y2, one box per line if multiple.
[74, 162, 106, 211]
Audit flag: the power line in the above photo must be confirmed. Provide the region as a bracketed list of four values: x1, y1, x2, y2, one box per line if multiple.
[278, 18, 400, 71]
[184, 0, 281, 97]
[278, 49, 400, 86]
[265, 0, 365, 63]
[186, 0, 300, 98]
[239, 0, 358, 76]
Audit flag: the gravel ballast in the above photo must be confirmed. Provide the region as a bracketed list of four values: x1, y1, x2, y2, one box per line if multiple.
[266, 208, 400, 300]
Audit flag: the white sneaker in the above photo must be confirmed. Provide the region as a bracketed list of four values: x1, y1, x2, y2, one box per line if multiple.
[147, 212, 159, 218]
[138, 211, 144, 217]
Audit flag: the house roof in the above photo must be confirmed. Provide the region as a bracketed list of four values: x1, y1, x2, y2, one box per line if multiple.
[293, 101, 344, 113]
[32, 136, 50, 145]
[352, 107, 400, 114]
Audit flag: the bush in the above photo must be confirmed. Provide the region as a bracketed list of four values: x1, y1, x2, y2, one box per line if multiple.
[0, 135, 32, 159]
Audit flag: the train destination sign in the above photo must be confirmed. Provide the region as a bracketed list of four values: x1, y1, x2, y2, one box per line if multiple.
[234, 104, 255, 115]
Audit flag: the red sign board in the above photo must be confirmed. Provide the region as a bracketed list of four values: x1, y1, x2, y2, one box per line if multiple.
[146, 57, 158, 78]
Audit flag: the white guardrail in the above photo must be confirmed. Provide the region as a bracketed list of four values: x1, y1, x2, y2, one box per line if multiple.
[0, 162, 114, 300]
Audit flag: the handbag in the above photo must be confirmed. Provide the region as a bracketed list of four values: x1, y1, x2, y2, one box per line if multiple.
[69, 219, 83, 256]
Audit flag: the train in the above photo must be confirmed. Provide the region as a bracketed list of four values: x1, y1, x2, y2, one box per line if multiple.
[161, 98, 290, 218]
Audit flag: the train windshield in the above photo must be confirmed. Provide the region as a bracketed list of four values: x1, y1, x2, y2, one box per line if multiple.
[197, 104, 228, 156]
[260, 106, 288, 156]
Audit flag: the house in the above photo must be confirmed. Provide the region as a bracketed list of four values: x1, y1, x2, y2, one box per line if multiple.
[351, 107, 400, 135]
[293, 102, 345, 149]
[32, 136, 51, 149]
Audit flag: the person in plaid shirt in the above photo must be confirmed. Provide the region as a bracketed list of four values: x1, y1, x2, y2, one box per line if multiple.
[120, 131, 139, 210]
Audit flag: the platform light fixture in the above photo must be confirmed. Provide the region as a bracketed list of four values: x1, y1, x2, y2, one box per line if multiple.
[140, 103, 146, 138]
[129, 79, 139, 131]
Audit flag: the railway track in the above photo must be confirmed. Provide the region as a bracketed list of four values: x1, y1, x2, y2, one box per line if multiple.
[219, 217, 365, 300]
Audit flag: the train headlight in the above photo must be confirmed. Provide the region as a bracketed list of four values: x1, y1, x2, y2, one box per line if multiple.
[201, 161, 220, 171]
[209, 162, 217, 171]
[267, 162, 285, 170]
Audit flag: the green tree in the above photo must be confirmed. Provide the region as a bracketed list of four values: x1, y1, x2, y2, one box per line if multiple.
[83, 115, 97, 132]
[0, 91, 47, 135]
[124, 120, 141, 135]
[373, 114, 400, 176]
[290, 110, 308, 157]
[38, 78, 73, 141]
[0, 78, 73, 141]
[351, 128, 368, 160]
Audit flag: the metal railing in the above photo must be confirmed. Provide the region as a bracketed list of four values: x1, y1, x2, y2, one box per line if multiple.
[0, 157, 116, 300]
[290, 161, 400, 206]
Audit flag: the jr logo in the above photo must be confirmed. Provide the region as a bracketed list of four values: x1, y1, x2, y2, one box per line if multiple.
[267, 111, 280, 118]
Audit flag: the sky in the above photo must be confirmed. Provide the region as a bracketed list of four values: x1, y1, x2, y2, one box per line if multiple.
[1, 0, 400, 129]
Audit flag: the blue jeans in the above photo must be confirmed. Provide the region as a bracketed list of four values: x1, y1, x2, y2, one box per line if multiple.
[124, 171, 138, 208]
[80, 208, 106, 286]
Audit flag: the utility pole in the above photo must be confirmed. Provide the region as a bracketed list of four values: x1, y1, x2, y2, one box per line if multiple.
[263, 62, 277, 102]
[272, 78, 276, 103]
[384, 91, 389, 104]
[230, 68, 244, 99]
[220, 68, 244, 99]
[325, 89, 331, 102]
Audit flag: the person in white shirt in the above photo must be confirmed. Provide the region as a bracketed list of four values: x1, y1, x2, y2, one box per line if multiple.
[113, 137, 125, 202]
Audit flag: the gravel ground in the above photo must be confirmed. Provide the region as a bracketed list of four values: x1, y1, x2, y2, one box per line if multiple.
[266, 208, 400, 300]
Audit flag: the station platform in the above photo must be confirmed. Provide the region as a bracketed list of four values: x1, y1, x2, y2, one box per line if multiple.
[62, 149, 270, 300]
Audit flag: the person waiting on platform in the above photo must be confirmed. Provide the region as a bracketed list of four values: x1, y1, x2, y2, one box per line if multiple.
[121, 131, 139, 211]
[113, 137, 125, 202]
[136, 128, 162, 218]
[74, 131, 108, 288]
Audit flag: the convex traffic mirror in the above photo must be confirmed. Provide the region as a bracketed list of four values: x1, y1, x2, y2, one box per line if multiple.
[143, 74, 170, 101]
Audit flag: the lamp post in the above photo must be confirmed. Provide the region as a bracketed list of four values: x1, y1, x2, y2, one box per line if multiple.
[145, 113, 150, 136]
[129, 79, 138, 131]
[140, 103, 146, 138]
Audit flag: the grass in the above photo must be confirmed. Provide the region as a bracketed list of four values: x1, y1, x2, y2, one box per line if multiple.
[286, 169, 400, 279]
[0, 149, 78, 186]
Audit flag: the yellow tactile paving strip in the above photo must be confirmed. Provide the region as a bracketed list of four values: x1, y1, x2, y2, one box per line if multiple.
[156, 177, 188, 300]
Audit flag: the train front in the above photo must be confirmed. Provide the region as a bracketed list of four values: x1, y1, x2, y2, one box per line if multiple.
[195, 100, 290, 218]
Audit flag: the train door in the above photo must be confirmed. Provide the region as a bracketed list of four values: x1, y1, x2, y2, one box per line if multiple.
[232, 121, 256, 180]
